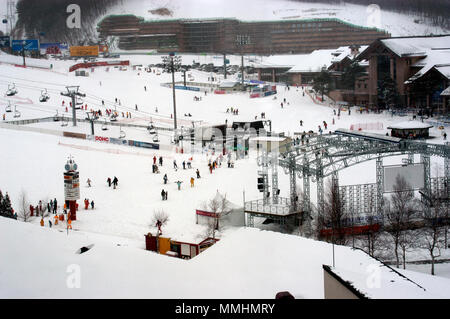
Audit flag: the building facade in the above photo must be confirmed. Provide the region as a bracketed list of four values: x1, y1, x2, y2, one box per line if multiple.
[97, 15, 390, 54]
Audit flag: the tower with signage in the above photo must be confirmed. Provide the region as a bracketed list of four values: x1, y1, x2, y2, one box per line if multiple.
[64, 156, 80, 221]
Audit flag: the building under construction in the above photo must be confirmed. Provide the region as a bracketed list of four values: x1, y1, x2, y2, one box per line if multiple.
[97, 15, 390, 54]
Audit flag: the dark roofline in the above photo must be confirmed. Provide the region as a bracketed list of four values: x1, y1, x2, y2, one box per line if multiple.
[322, 265, 369, 299]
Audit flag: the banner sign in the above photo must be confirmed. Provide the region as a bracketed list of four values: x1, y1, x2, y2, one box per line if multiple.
[12, 39, 39, 52]
[70, 45, 99, 57]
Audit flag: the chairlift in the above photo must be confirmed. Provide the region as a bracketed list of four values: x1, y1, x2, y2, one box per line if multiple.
[13, 106, 21, 118]
[39, 89, 50, 102]
[76, 96, 83, 106]
[119, 126, 126, 139]
[53, 110, 60, 121]
[110, 113, 118, 122]
[152, 134, 160, 143]
[5, 101, 12, 112]
[61, 116, 68, 127]
[101, 118, 108, 131]
[6, 84, 18, 96]
[148, 123, 156, 135]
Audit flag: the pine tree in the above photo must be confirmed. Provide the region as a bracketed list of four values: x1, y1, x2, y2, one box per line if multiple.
[3, 192, 14, 218]
[377, 75, 399, 109]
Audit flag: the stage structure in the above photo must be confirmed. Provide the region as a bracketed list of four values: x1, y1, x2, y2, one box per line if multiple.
[245, 129, 450, 234]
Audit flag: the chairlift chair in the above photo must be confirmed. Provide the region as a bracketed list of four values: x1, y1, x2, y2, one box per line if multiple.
[61, 116, 68, 127]
[39, 89, 50, 102]
[13, 106, 20, 118]
[119, 127, 126, 139]
[152, 134, 160, 143]
[5, 101, 12, 112]
[6, 84, 18, 97]
[110, 113, 118, 122]
[101, 118, 108, 131]
[53, 110, 60, 121]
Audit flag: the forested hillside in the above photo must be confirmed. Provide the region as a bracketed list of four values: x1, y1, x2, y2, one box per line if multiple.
[14, 0, 119, 44]
[295, 0, 450, 29]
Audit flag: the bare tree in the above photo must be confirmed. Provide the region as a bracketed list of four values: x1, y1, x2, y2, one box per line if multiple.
[202, 192, 232, 239]
[17, 190, 31, 222]
[321, 178, 347, 245]
[419, 196, 448, 275]
[151, 209, 169, 237]
[384, 175, 418, 268]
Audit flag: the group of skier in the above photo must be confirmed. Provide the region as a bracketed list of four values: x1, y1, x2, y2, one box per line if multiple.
[107, 176, 119, 189]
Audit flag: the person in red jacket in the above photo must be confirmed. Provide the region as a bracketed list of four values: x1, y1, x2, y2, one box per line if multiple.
[84, 198, 89, 210]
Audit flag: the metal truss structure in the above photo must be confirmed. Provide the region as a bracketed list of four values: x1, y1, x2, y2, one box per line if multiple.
[249, 129, 450, 230]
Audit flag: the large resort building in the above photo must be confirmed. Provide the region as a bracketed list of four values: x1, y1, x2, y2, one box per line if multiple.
[97, 15, 390, 55]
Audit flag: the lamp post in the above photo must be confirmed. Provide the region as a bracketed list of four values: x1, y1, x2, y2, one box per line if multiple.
[162, 53, 182, 135]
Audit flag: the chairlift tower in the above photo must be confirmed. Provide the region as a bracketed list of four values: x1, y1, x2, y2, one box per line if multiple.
[162, 53, 182, 132]
[61, 86, 85, 127]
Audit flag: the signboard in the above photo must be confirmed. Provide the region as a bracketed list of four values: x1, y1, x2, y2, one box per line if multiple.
[40, 42, 69, 50]
[64, 171, 80, 200]
[12, 39, 39, 52]
[383, 163, 425, 193]
[0, 36, 10, 48]
[70, 45, 99, 57]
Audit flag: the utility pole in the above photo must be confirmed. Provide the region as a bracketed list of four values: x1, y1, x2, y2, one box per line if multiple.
[223, 53, 227, 79]
[21, 40, 25, 67]
[61, 86, 85, 127]
[162, 53, 182, 132]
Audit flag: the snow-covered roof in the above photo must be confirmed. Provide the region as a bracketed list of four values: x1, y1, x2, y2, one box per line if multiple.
[387, 120, 433, 130]
[252, 54, 307, 69]
[441, 86, 450, 96]
[405, 49, 450, 83]
[330, 45, 369, 63]
[329, 259, 448, 299]
[381, 35, 450, 57]
[288, 49, 337, 73]
[219, 81, 240, 88]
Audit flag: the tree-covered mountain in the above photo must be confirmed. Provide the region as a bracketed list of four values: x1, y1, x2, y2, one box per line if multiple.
[294, 0, 450, 30]
[14, 0, 119, 45]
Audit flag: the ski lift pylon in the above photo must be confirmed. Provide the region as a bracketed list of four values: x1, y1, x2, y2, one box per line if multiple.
[119, 126, 126, 139]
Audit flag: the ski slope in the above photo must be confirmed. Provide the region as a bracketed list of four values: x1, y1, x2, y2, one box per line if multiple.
[0, 51, 450, 298]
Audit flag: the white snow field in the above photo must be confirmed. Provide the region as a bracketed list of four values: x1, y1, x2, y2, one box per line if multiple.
[1, 50, 450, 298]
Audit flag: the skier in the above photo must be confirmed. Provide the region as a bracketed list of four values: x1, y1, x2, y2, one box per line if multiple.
[54, 214, 59, 226]
[40, 218, 44, 227]
[153, 156, 157, 165]
[299, 120, 303, 126]
[87, 178, 91, 187]
[173, 160, 178, 170]
[84, 199, 89, 210]
[30, 204, 34, 217]
[163, 174, 168, 184]
[112, 176, 118, 189]
[159, 156, 163, 166]
[91, 200, 94, 209]
[49, 220, 52, 228]
[196, 169, 201, 179]
[182, 161, 186, 169]
[175, 181, 183, 190]
[107, 177, 112, 187]
[161, 189, 166, 201]
[190, 177, 195, 188]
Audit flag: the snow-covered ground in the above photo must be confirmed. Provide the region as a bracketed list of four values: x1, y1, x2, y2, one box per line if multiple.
[1, 50, 450, 298]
